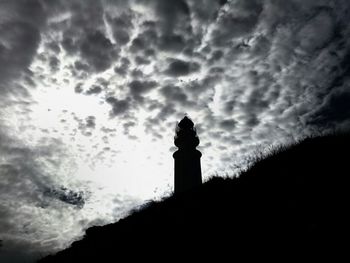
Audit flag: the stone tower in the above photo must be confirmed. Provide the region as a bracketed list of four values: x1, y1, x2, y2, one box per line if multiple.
[173, 116, 202, 194]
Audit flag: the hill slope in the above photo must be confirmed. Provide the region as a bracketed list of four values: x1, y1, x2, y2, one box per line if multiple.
[40, 133, 349, 261]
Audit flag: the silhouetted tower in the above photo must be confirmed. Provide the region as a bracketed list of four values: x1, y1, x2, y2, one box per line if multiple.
[173, 116, 202, 194]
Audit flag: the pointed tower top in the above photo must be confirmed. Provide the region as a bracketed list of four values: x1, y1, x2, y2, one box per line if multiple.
[174, 116, 199, 149]
[178, 116, 194, 130]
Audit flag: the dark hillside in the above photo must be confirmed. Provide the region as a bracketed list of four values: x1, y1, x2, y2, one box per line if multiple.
[40, 133, 349, 261]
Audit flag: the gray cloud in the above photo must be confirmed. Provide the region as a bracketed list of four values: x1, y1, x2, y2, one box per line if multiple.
[164, 59, 200, 76]
[100, 126, 117, 134]
[85, 116, 96, 129]
[219, 119, 237, 131]
[74, 61, 90, 72]
[0, 129, 60, 199]
[72, 115, 97, 137]
[0, 126, 79, 261]
[43, 187, 85, 208]
[137, 0, 191, 36]
[123, 121, 137, 136]
[129, 80, 158, 99]
[106, 97, 131, 117]
[74, 83, 84, 93]
[130, 69, 144, 78]
[85, 85, 103, 95]
[160, 85, 188, 106]
[209, 0, 263, 47]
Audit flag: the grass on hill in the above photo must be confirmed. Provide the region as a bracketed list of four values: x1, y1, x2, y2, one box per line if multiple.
[39, 133, 349, 262]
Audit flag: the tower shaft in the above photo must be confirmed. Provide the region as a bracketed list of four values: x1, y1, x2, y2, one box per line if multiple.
[173, 149, 202, 194]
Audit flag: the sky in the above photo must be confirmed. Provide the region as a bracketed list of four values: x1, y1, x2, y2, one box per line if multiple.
[1, 0, 350, 261]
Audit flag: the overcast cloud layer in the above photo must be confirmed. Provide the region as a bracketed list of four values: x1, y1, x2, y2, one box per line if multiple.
[1, 0, 350, 261]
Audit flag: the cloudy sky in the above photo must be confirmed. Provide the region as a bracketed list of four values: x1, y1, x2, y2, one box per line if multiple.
[1, 0, 350, 261]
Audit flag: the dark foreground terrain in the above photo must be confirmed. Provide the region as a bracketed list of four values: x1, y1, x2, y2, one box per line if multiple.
[40, 133, 349, 262]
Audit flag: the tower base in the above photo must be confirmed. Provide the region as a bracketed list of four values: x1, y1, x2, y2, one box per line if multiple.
[173, 149, 202, 194]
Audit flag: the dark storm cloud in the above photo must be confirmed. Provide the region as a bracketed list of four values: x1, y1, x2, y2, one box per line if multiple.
[113, 28, 130, 46]
[61, 37, 78, 54]
[133, 0, 199, 55]
[114, 66, 127, 76]
[114, 57, 130, 76]
[308, 88, 350, 129]
[153, 0, 190, 31]
[46, 41, 61, 53]
[209, 67, 225, 75]
[52, 0, 105, 35]
[305, 36, 350, 129]
[129, 80, 158, 99]
[79, 31, 118, 72]
[164, 59, 200, 76]
[219, 119, 237, 131]
[158, 34, 186, 52]
[49, 56, 60, 71]
[187, 0, 227, 22]
[0, 0, 45, 94]
[130, 27, 158, 53]
[209, 50, 224, 63]
[105, 12, 134, 46]
[135, 56, 151, 65]
[46, 0, 121, 73]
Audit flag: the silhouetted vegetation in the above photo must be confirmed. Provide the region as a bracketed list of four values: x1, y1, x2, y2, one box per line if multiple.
[39, 133, 349, 262]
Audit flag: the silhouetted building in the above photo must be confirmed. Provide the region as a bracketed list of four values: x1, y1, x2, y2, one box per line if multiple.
[173, 116, 202, 194]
